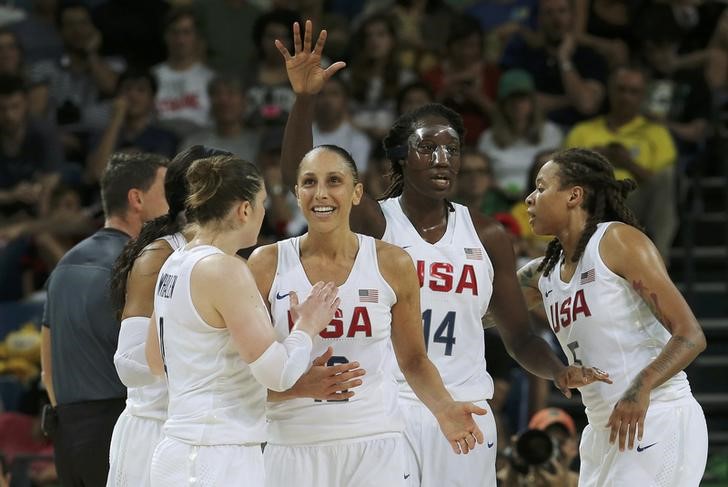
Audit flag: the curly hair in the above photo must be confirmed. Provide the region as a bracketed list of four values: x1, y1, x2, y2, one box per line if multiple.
[538, 148, 643, 276]
[380, 103, 465, 200]
[110, 146, 232, 318]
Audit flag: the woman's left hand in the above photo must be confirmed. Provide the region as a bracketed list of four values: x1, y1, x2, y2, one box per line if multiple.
[434, 402, 487, 454]
[554, 364, 613, 397]
[607, 383, 651, 451]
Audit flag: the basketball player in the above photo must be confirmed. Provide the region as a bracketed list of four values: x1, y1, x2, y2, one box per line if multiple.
[517, 148, 707, 486]
[248, 145, 488, 486]
[274, 21, 611, 486]
[144, 155, 340, 486]
[107, 146, 229, 487]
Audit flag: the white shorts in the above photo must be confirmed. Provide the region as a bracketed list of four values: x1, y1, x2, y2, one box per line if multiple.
[264, 434, 406, 487]
[579, 395, 707, 487]
[107, 409, 164, 487]
[400, 400, 497, 487]
[150, 436, 264, 487]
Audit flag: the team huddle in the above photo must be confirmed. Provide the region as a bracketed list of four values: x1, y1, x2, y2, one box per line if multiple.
[45, 21, 708, 487]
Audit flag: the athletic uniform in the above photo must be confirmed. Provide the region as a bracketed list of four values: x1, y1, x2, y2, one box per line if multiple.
[538, 222, 708, 486]
[379, 197, 498, 487]
[150, 245, 267, 487]
[265, 234, 406, 486]
[108, 233, 185, 487]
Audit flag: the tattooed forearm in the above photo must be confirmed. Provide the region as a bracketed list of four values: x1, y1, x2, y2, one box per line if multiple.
[623, 371, 646, 403]
[517, 259, 542, 288]
[633, 334, 703, 392]
[631, 279, 674, 329]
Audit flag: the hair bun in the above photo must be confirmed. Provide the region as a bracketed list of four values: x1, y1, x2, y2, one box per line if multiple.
[186, 158, 225, 211]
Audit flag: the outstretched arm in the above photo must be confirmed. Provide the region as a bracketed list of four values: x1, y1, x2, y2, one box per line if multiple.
[277, 20, 387, 238]
[382, 243, 487, 455]
[276, 20, 346, 192]
[603, 224, 706, 451]
[476, 214, 611, 394]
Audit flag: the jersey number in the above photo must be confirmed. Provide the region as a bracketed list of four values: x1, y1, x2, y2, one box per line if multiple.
[159, 316, 168, 375]
[422, 310, 456, 356]
[566, 340, 582, 366]
[314, 355, 350, 403]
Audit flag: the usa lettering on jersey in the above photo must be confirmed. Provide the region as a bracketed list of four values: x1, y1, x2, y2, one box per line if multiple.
[157, 273, 178, 299]
[547, 288, 592, 333]
[416, 260, 478, 295]
[287, 307, 373, 339]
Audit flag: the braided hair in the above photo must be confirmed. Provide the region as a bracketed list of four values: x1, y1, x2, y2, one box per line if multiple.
[110, 146, 232, 318]
[538, 148, 643, 276]
[380, 103, 465, 200]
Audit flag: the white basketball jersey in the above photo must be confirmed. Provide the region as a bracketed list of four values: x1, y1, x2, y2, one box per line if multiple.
[538, 222, 691, 426]
[380, 197, 494, 403]
[153, 245, 267, 445]
[267, 234, 404, 445]
[124, 233, 186, 421]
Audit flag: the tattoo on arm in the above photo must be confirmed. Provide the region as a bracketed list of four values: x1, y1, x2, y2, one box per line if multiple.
[622, 371, 645, 403]
[631, 279, 674, 329]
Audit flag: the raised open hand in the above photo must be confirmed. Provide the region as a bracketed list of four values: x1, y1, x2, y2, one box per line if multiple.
[275, 20, 346, 95]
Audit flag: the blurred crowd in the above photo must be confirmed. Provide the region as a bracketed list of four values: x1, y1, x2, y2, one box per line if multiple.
[1, 0, 727, 484]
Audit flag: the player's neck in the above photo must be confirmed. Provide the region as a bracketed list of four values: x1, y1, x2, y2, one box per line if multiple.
[557, 215, 589, 263]
[301, 229, 358, 261]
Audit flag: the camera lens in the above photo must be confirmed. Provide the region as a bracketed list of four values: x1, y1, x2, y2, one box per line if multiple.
[516, 429, 554, 465]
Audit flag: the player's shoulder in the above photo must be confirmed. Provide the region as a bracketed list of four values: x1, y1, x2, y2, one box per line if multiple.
[131, 238, 175, 276]
[374, 239, 412, 267]
[247, 243, 279, 270]
[466, 207, 512, 249]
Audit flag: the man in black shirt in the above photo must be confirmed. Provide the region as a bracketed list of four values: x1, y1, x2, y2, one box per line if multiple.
[501, 0, 608, 128]
[40, 152, 168, 487]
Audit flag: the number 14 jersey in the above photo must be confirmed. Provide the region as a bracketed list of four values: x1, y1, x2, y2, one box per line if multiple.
[380, 197, 495, 403]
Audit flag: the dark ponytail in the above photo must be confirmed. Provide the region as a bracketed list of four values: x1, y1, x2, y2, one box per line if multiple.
[110, 146, 232, 318]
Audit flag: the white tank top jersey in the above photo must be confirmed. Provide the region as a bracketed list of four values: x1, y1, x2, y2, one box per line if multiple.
[124, 232, 187, 421]
[379, 197, 495, 403]
[538, 222, 692, 426]
[153, 244, 267, 446]
[267, 234, 404, 445]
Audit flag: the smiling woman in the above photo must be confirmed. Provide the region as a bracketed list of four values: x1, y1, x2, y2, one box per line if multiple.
[247, 140, 488, 487]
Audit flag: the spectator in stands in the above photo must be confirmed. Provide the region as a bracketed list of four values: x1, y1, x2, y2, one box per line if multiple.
[182, 75, 260, 163]
[245, 9, 300, 129]
[193, 0, 263, 78]
[572, 0, 638, 68]
[502, 0, 608, 128]
[389, 0, 456, 72]
[6, 0, 64, 64]
[477, 69, 563, 199]
[564, 65, 678, 262]
[313, 77, 371, 172]
[346, 12, 414, 140]
[153, 7, 214, 137]
[40, 152, 168, 487]
[0, 75, 62, 219]
[27, 2, 124, 163]
[0, 29, 24, 78]
[422, 13, 499, 145]
[455, 148, 511, 216]
[640, 27, 712, 161]
[87, 68, 178, 183]
[396, 80, 434, 117]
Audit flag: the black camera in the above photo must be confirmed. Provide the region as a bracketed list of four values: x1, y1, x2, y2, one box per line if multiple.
[505, 429, 557, 475]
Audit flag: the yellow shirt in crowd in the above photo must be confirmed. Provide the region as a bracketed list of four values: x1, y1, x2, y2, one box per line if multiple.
[564, 115, 677, 181]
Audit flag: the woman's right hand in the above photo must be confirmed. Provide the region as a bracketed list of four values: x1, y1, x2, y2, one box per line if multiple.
[290, 281, 340, 337]
[275, 20, 346, 96]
